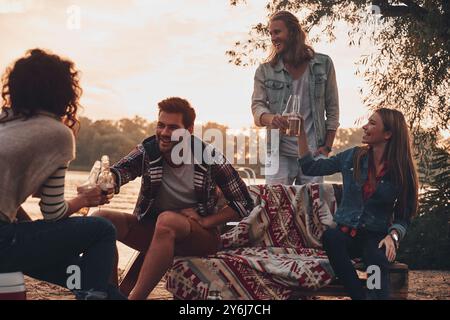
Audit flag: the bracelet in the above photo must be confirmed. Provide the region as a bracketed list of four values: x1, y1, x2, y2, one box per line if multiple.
[389, 233, 399, 250]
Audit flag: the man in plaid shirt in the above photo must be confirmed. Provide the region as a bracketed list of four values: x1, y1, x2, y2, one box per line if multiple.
[94, 97, 254, 300]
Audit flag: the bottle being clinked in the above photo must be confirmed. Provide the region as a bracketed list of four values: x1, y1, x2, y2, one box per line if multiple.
[77, 155, 114, 216]
[281, 94, 302, 137]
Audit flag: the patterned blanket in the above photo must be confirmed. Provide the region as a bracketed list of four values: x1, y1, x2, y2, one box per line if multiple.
[166, 184, 341, 300]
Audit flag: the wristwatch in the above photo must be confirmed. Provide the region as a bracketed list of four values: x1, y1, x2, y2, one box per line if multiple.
[390, 232, 399, 249]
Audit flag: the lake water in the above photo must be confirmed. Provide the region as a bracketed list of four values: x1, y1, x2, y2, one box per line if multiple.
[22, 170, 341, 270]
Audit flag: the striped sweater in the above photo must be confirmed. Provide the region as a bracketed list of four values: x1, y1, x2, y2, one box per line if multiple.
[38, 165, 69, 221]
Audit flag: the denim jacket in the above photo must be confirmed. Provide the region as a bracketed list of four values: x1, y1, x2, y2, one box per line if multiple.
[298, 147, 412, 241]
[251, 53, 340, 151]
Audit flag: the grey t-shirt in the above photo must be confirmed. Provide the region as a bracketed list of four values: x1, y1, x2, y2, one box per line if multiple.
[154, 159, 197, 213]
[279, 71, 317, 157]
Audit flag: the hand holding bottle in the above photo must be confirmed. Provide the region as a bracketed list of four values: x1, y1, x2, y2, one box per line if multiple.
[77, 185, 111, 207]
[76, 156, 115, 215]
[270, 114, 289, 131]
[77, 160, 101, 216]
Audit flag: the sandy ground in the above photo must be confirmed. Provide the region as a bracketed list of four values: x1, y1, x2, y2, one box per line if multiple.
[23, 270, 449, 300]
[24, 275, 173, 300]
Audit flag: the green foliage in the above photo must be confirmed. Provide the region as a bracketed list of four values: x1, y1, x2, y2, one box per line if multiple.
[227, 0, 449, 136]
[71, 116, 157, 170]
[70, 116, 364, 181]
[398, 145, 450, 270]
[398, 211, 450, 270]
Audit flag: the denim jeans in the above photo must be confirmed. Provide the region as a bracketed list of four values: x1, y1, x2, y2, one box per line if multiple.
[266, 153, 324, 185]
[322, 227, 391, 300]
[0, 216, 123, 299]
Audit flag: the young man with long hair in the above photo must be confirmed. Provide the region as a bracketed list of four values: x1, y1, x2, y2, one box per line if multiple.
[252, 11, 340, 185]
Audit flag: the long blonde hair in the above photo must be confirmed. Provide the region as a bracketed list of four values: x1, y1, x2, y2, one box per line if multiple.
[353, 108, 419, 220]
[267, 11, 315, 68]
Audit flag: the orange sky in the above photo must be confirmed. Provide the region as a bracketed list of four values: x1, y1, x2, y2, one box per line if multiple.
[0, 0, 375, 129]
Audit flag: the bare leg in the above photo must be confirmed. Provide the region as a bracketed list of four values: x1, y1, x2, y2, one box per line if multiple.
[128, 211, 191, 300]
[93, 209, 218, 300]
[119, 252, 145, 296]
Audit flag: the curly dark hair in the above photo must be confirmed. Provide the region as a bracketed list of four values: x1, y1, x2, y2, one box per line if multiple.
[1, 48, 82, 132]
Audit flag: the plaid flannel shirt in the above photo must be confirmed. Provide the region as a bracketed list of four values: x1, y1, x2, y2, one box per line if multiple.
[111, 135, 254, 221]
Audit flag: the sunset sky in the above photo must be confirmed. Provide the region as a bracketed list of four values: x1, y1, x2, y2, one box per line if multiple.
[0, 0, 375, 129]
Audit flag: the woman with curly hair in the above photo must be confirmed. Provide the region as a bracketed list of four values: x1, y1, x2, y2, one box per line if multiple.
[0, 49, 125, 300]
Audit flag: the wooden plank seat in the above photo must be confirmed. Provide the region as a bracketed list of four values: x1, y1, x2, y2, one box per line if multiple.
[290, 262, 409, 300]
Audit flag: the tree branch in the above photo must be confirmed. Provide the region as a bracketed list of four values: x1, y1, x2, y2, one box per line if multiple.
[373, 0, 428, 19]
[402, 0, 428, 16]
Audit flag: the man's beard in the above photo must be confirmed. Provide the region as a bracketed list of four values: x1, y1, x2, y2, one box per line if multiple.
[157, 135, 175, 152]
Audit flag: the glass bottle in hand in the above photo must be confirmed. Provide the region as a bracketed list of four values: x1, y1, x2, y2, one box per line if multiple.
[97, 155, 115, 206]
[77, 160, 101, 216]
[97, 155, 114, 194]
[285, 95, 301, 137]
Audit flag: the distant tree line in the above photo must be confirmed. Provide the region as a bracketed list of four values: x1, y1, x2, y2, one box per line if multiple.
[70, 116, 365, 176]
[71, 116, 157, 171]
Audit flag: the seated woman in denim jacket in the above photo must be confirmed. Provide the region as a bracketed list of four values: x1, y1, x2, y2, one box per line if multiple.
[297, 108, 418, 300]
[0, 49, 124, 300]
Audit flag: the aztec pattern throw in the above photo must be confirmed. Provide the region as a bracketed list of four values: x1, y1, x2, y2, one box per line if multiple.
[165, 183, 342, 300]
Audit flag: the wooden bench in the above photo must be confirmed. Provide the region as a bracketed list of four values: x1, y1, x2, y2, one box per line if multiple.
[119, 249, 409, 300]
[290, 263, 409, 300]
